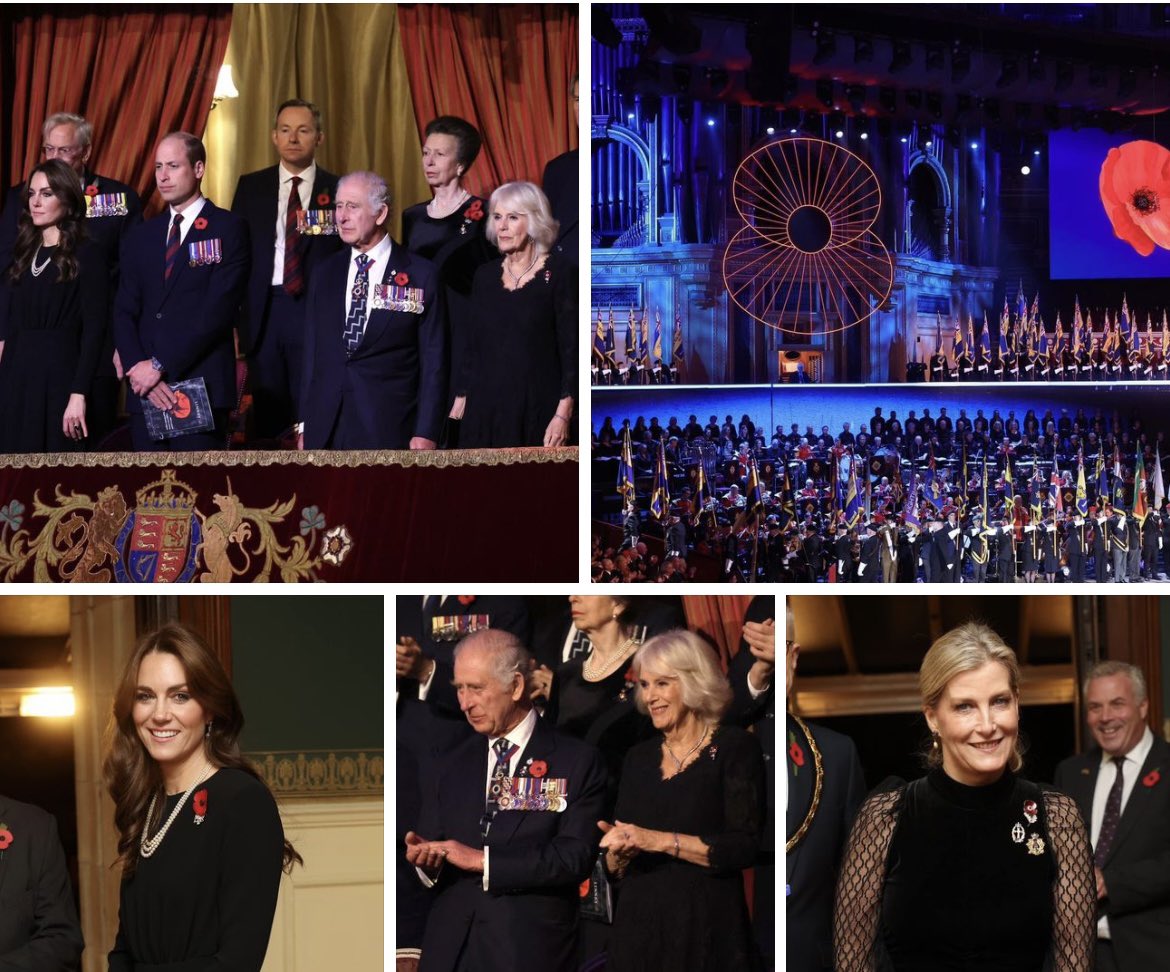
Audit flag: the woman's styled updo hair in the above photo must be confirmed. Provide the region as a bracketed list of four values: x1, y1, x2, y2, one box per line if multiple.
[919, 621, 1024, 772]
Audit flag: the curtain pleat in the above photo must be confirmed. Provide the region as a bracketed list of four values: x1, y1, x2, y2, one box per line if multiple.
[683, 596, 756, 670]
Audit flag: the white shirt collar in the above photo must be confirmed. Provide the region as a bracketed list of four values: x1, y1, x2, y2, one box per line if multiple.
[169, 194, 206, 222]
[1099, 726, 1155, 773]
[279, 161, 317, 189]
[351, 233, 392, 266]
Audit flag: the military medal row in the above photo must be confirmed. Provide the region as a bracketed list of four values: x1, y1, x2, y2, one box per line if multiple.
[494, 776, 569, 813]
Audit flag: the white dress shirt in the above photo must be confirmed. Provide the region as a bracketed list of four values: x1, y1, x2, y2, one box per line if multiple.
[343, 233, 393, 340]
[168, 195, 206, 247]
[271, 162, 317, 285]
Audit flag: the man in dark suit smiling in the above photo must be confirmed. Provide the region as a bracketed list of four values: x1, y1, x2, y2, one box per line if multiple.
[298, 171, 446, 450]
[0, 793, 84, 970]
[1055, 661, 1170, 972]
[405, 629, 605, 972]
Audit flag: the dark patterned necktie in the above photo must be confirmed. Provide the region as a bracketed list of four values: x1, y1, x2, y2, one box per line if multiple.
[283, 175, 304, 296]
[1094, 755, 1125, 867]
[342, 253, 372, 353]
[164, 213, 183, 281]
[481, 737, 517, 839]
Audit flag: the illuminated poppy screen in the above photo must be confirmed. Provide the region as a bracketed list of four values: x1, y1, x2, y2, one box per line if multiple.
[1049, 128, 1170, 279]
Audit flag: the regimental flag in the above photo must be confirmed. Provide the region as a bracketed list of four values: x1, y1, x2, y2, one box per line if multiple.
[1003, 452, 1014, 501]
[671, 310, 685, 379]
[1096, 449, 1108, 507]
[617, 427, 635, 501]
[1076, 453, 1089, 516]
[782, 464, 795, 521]
[593, 308, 608, 363]
[1029, 472, 1043, 523]
[1050, 469, 1064, 515]
[639, 308, 650, 371]
[1120, 294, 1132, 346]
[1028, 292, 1040, 331]
[1104, 311, 1119, 355]
[952, 315, 965, 361]
[1037, 328, 1048, 360]
[844, 456, 861, 528]
[1073, 296, 1084, 353]
[605, 309, 616, 359]
[1134, 446, 1149, 524]
[1163, 310, 1170, 357]
[980, 311, 992, 360]
[1133, 319, 1142, 356]
[902, 469, 921, 534]
[1053, 311, 1064, 353]
[1113, 444, 1125, 507]
[982, 453, 989, 515]
[863, 469, 873, 522]
[625, 307, 637, 363]
[746, 455, 765, 520]
[652, 309, 663, 362]
[967, 314, 976, 356]
[1156, 444, 1166, 511]
[935, 313, 944, 356]
[1085, 309, 1095, 350]
[692, 461, 711, 527]
[650, 439, 670, 520]
[1015, 280, 1027, 324]
[998, 305, 1010, 358]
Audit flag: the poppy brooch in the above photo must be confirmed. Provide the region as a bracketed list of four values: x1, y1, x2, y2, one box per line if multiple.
[1144, 769, 1161, 788]
[84, 184, 99, 197]
[317, 193, 331, 207]
[0, 823, 12, 853]
[193, 217, 209, 231]
[394, 271, 410, 287]
[788, 729, 804, 773]
[193, 788, 208, 826]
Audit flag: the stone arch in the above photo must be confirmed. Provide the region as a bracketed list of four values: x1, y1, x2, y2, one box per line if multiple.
[591, 120, 658, 246]
[905, 152, 952, 261]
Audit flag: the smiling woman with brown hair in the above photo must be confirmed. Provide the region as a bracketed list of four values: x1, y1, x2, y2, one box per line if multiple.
[103, 623, 301, 972]
[834, 622, 1095, 972]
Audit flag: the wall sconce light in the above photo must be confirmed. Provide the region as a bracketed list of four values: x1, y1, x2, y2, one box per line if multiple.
[211, 64, 239, 110]
[19, 686, 75, 718]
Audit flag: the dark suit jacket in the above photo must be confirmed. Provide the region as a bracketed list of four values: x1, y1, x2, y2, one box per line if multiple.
[113, 199, 250, 411]
[1054, 736, 1170, 968]
[416, 715, 606, 972]
[785, 716, 866, 972]
[541, 150, 577, 265]
[0, 795, 83, 971]
[301, 242, 447, 448]
[230, 164, 341, 353]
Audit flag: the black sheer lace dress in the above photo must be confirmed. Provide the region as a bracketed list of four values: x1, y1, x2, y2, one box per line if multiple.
[834, 768, 1095, 972]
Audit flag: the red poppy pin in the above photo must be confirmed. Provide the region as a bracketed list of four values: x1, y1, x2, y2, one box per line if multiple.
[1143, 769, 1161, 788]
[529, 760, 548, 779]
[579, 877, 591, 898]
[193, 788, 208, 825]
[466, 199, 484, 221]
[788, 729, 804, 772]
[0, 824, 12, 850]
[193, 217, 208, 231]
[84, 184, 99, 197]
[458, 595, 475, 605]
[317, 193, 331, 207]
[394, 271, 410, 287]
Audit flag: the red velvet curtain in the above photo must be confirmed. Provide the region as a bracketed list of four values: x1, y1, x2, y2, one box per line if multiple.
[397, 3, 578, 198]
[683, 596, 757, 670]
[4, 7, 231, 215]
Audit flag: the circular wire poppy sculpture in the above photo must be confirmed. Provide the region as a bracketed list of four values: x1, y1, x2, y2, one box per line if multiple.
[723, 137, 894, 336]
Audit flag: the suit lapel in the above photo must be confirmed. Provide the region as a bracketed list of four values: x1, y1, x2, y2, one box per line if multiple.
[1108, 739, 1170, 861]
[486, 716, 557, 847]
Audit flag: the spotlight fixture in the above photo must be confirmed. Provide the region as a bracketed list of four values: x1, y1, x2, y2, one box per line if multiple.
[1020, 165, 1031, 175]
[706, 118, 716, 128]
[970, 141, 979, 150]
[766, 126, 776, 135]
[859, 131, 869, 140]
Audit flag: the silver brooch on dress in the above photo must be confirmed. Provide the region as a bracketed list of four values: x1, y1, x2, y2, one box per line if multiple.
[1011, 822, 1025, 844]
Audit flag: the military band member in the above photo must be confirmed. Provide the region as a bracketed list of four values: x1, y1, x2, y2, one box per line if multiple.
[1040, 511, 1060, 583]
[957, 346, 974, 382]
[1066, 512, 1089, 583]
[802, 524, 824, 583]
[966, 512, 991, 583]
[995, 517, 1016, 583]
[857, 522, 881, 583]
[832, 522, 852, 583]
[929, 346, 949, 383]
[1109, 507, 1130, 582]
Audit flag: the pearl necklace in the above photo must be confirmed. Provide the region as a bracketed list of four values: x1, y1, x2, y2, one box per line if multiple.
[30, 245, 51, 278]
[139, 763, 213, 858]
[663, 723, 710, 774]
[582, 635, 638, 681]
[427, 188, 469, 219]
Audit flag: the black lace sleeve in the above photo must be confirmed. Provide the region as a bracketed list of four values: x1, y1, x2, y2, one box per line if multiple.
[1042, 789, 1095, 972]
[704, 728, 765, 872]
[833, 787, 903, 972]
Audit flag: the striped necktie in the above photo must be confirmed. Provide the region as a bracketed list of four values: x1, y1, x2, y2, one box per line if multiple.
[481, 737, 518, 839]
[283, 176, 304, 296]
[342, 253, 372, 353]
[164, 213, 183, 281]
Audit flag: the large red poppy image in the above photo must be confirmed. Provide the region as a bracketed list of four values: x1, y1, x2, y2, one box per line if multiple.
[1099, 139, 1170, 257]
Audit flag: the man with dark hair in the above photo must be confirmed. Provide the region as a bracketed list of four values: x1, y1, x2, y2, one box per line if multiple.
[1055, 661, 1170, 972]
[405, 629, 605, 972]
[232, 99, 342, 441]
[298, 170, 446, 450]
[0, 111, 142, 445]
[114, 132, 249, 450]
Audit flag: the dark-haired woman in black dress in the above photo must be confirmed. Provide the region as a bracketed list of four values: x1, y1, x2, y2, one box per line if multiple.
[0, 158, 106, 452]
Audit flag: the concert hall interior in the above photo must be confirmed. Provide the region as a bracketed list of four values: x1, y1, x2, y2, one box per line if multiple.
[591, 5, 1170, 584]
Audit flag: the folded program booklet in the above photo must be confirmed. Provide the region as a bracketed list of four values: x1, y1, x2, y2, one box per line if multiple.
[142, 377, 215, 440]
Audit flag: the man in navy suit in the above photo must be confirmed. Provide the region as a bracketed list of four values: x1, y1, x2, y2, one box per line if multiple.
[113, 132, 249, 451]
[405, 629, 605, 972]
[0, 112, 142, 444]
[298, 170, 446, 450]
[231, 99, 342, 441]
[0, 793, 84, 970]
[1055, 661, 1170, 972]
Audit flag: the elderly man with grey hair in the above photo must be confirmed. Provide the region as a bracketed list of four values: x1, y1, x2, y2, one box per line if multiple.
[404, 629, 606, 972]
[1055, 660, 1170, 972]
[298, 169, 446, 449]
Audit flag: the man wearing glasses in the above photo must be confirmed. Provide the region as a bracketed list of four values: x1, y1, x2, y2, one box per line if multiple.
[0, 112, 142, 444]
